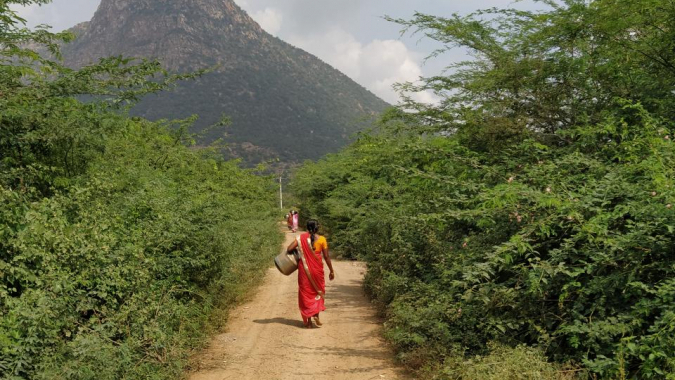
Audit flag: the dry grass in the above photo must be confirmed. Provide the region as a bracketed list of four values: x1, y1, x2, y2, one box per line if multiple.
[429, 343, 588, 380]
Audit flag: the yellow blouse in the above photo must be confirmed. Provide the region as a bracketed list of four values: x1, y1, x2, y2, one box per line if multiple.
[312, 235, 328, 254]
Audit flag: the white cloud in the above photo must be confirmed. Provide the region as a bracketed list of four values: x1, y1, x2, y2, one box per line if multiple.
[13, 4, 36, 19]
[251, 7, 283, 36]
[11, 0, 100, 31]
[289, 28, 436, 104]
[13, 3, 49, 27]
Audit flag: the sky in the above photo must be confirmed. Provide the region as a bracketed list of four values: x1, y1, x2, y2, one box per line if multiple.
[14, 0, 541, 104]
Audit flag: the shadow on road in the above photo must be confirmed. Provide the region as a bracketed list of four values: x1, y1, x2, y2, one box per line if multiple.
[253, 317, 305, 328]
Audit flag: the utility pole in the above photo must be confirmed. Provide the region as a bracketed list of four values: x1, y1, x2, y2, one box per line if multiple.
[279, 176, 283, 210]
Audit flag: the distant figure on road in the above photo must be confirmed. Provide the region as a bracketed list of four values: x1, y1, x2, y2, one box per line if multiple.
[292, 210, 299, 232]
[286, 219, 335, 328]
[286, 210, 294, 230]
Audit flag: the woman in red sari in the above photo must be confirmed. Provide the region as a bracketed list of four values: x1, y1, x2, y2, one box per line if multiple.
[286, 219, 335, 328]
[286, 210, 294, 230]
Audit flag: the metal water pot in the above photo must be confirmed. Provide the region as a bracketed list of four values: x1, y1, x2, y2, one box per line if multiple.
[274, 249, 298, 276]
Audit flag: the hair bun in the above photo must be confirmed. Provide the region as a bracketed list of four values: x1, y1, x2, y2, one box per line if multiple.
[306, 219, 319, 233]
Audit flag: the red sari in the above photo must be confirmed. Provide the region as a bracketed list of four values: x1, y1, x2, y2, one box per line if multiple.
[297, 233, 326, 324]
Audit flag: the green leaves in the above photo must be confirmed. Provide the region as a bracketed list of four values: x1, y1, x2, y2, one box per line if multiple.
[0, 2, 281, 378]
[292, 1, 675, 378]
[296, 103, 675, 379]
[1, 104, 281, 379]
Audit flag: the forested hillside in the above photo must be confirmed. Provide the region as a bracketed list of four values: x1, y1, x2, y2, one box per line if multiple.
[0, 2, 280, 378]
[292, 1, 675, 378]
[57, 0, 389, 163]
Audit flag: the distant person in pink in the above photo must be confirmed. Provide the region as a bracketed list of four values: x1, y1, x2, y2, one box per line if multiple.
[292, 211, 299, 232]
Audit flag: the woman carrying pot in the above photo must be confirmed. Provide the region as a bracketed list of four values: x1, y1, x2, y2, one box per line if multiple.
[286, 219, 335, 328]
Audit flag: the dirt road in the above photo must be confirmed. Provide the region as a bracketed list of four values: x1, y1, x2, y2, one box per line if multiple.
[188, 231, 410, 380]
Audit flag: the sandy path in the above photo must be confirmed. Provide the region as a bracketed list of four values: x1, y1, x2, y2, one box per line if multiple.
[188, 230, 410, 380]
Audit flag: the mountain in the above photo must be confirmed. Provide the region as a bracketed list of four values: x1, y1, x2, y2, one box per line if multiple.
[60, 0, 389, 163]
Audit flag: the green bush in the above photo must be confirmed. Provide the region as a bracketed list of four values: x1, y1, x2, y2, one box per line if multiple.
[292, 1, 675, 378]
[448, 343, 584, 380]
[1, 3, 280, 378]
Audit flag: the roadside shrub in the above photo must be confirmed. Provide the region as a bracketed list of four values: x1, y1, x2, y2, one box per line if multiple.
[1, 4, 280, 378]
[292, 1, 675, 378]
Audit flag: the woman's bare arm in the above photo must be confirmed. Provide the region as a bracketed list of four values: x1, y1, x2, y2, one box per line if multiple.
[287, 239, 298, 253]
[322, 248, 335, 280]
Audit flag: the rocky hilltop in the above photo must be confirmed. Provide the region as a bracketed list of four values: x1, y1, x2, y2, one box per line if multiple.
[61, 0, 389, 162]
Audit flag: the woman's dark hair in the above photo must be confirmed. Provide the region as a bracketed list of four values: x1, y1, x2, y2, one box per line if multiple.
[307, 219, 319, 233]
[307, 219, 319, 246]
